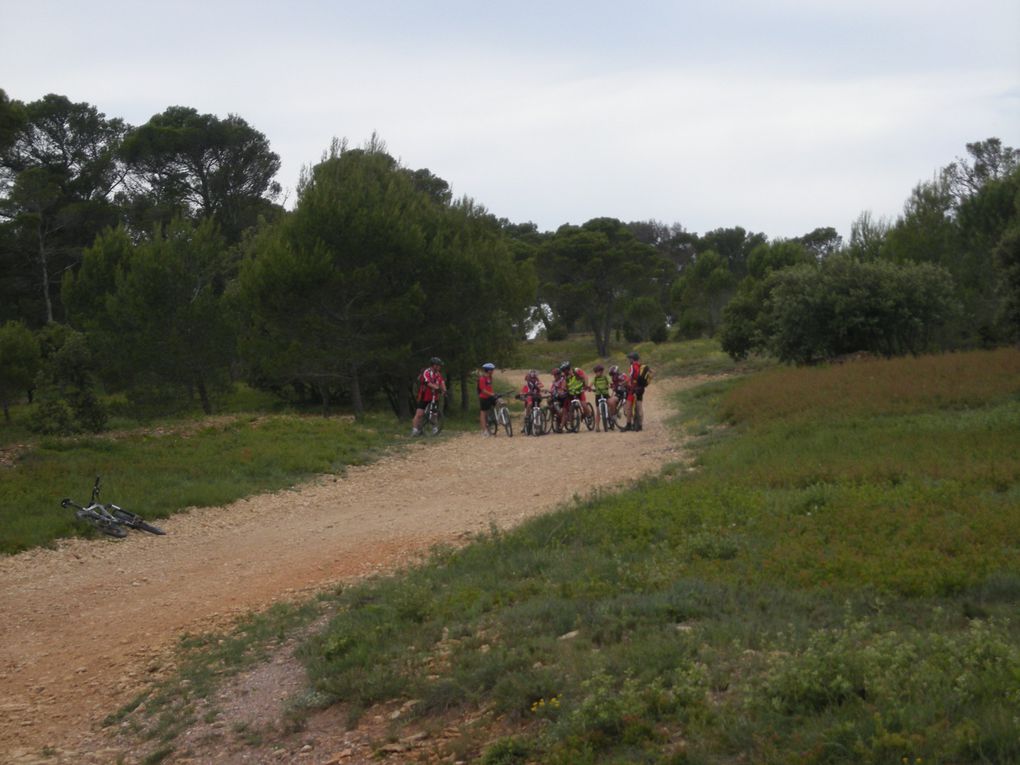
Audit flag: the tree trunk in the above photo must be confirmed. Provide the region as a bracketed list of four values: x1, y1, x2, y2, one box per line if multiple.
[318, 382, 330, 417]
[196, 375, 213, 415]
[2, 399, 9, 422]
[349, 363, 364, 421]
[36, 225, 54, 324]
[397, 379, 411, 420]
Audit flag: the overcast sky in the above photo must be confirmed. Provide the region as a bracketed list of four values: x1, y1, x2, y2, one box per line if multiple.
[3, 0, 1018, 240]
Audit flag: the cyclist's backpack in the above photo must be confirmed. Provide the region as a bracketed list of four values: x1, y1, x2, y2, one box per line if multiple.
[637, 364, 653, 387]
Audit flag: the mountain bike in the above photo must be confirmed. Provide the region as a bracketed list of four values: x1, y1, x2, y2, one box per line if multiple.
[565, 395, 595, 433]
[61, 476, 166, 538]
[423, 394, 444, 435]
[596, 394, 614, 431]
[546, 394, 564, 434]
[518, 394, 545, 436]
[486, 393, 514, 436]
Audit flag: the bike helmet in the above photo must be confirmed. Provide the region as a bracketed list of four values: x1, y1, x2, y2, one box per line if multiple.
[430, 356, 443, 365]
[482, 362, 495, 371]
[527, 369, 538, 380]
[627, 352, 640, 361]
[593, 363, 604, 372]
[559, 360, 571, 372]
[609, 365, 619, 375]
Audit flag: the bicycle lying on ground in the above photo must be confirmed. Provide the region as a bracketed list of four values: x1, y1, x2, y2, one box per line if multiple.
[486, 393, 514, 436]
[61, 476, 166, 538]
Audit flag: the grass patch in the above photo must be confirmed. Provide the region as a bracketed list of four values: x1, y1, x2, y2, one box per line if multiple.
[111, 596, 326, 760]
[0, 412, 394, 554]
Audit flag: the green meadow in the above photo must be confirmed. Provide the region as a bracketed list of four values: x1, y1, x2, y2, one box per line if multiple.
[285, 347, 1019, 764]
[0, 413, 394, 554]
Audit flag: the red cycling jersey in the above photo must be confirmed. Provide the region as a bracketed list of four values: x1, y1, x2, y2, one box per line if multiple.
[478, 373, 495, 400]
[418, 368, 445, 403]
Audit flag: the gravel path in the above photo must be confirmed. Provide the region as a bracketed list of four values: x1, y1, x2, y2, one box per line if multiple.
[0, 374, 701, 763]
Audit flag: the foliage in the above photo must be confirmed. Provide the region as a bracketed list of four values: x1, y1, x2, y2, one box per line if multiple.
[882, 139, 1020, 345]
[0, 319, 40, 421]
[0, 93, 127, 324]
[723, 256, 958, 364]
[28, 323, 107, 434]
[64, 218, 236, 414]
[236, 138, 532, 419]
[670, 249, 735, 338]
[537, 218, 670, 356]
[118, 106, 282, 243]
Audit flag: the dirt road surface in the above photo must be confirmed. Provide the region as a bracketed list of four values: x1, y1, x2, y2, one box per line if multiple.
[0, 375, 698, 763]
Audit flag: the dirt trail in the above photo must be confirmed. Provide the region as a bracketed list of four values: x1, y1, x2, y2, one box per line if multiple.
[0, 375, 700, 763]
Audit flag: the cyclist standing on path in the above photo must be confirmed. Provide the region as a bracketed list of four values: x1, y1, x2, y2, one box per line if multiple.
[609, 364, 628, 420]
[550, 367, 570, 429]
[478, 362, 497, 436]
[519, 369, 545, 423]
[565, 362, 588, 402]
[411, 357, 447, 436]
[623, 351, 645, 431]
[590, 364, 612, 429]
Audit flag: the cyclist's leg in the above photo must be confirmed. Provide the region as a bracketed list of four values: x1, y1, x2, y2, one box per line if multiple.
[412, 402, 426, 434]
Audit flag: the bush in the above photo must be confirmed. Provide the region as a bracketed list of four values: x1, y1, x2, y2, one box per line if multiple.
[28, 326, 107, 434]
[544, 322, 569, 341]
[721, 257, 959, 364]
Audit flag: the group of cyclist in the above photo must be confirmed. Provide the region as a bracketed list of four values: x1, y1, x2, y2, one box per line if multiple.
[412, 352, 648, 437]
[516, 352, 647, 434]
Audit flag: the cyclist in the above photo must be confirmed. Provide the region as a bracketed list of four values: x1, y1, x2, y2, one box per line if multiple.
[412, 357, 447, 436]
[550, 366, 570, 430]
[623, 351, 645, 431]
[478, 362, 497, 436]
[564, 362, 588, 430]
[590, 363, 612, 429]
[518, 369, 545, 427]
[609, 364, 628, 420]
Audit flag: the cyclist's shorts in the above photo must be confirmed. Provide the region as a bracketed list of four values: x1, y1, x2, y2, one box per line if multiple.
[525, 395, 541, 408]
[479, 396, 497, 411]
[627, 388, 645, 403]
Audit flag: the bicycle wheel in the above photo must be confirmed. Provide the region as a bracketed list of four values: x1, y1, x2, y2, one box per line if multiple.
[582, 402, 595, 431]
[428, 403, 443, 435]
[551, 407, 563, 433]
[111, 507, 166, 535]
[77, 509, 127, 539]
[544, 407, 555, 434]
[499, 405, 513, 437]
[533, 407, 546, 436]
[568, 403, 581, 433]
[486, 410, 498, 435]
[599, 400, 611, 431]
